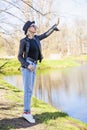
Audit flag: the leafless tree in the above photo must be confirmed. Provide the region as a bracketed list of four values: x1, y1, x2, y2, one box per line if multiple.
[0, 0, 87, 57]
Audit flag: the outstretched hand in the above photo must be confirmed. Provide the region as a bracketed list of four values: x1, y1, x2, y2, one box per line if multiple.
[56, 18, 60, 26]
[54, 18, 60, 31]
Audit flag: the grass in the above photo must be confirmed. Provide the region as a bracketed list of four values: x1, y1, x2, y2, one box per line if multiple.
[38, 55, 87, 69]
[0, 57, 78, 77]
[38, 58, 78, 69]
[0, 78, 87, 130]
[0, 55, 85, 74]
[0, 54, 87, 70]
[0, 58, 20, 75]
[0, 55, 87, 129]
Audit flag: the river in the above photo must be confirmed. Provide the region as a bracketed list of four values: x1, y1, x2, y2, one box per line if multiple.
[4, 64, 87, 123]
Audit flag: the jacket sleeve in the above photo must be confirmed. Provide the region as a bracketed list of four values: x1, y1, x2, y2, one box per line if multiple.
[37, 24, 59, 41]
[18, 39, 29, 68]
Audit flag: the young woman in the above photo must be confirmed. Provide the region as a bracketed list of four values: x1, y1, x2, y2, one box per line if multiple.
[18, 19, 60, 123]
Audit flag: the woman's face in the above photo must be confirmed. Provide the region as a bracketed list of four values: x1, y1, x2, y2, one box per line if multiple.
[27, 24, 37, 38]
[28, 24, 37, 33]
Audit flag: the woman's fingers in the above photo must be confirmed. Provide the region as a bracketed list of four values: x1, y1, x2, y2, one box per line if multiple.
[28, 64, 35, 71]
[56, 18, 60, 26]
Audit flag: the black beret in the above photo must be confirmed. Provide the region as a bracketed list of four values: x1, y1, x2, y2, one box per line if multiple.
[23, 21, 35, 34]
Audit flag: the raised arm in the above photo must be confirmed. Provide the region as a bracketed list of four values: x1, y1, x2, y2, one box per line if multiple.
[37, 18, 60, 41]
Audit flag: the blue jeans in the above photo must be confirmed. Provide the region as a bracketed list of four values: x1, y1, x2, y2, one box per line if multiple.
[21, 60, 37, 112]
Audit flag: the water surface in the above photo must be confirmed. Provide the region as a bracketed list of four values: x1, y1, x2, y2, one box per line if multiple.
[4, 65, 87, 123]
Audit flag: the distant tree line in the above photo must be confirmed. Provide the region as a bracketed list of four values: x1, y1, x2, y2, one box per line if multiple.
[0, 0, 87, 58]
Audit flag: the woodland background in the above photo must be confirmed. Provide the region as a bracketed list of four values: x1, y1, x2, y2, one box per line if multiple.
[0, 0, 87, 59]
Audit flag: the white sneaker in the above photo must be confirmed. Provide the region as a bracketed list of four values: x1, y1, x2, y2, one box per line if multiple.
[22, 113, 35, 123]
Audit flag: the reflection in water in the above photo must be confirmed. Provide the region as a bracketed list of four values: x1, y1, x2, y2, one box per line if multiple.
[4, 64, 87, 123]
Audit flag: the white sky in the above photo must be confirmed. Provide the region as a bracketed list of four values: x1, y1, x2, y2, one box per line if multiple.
[52, 0, 87, 26]
[0, 0, 87, 34]
[56, 0, 87, 18]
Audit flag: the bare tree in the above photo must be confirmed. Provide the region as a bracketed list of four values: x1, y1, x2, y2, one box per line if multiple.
[1, 0, 87, 58]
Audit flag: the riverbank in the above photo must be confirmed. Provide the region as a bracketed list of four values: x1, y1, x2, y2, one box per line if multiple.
[0, 56, 87, 129]
[0, 55, 86, 74]
[0, 55, 87, 74]
[0, 77, 87, 130]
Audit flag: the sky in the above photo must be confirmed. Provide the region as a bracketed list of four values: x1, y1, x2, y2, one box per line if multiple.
[57, 0, 87, 18]
[0, 0, 87, 34]
[52, 0, 87, 26]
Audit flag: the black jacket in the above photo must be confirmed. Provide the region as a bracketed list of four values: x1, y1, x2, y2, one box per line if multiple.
[18, 24, 59, 68]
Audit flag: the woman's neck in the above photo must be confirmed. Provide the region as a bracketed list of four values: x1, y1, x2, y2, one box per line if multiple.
[27, 31, 34, 39]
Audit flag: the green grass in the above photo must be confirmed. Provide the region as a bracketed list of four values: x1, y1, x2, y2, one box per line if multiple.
[38, 58, 78, 69]
[0, 78, 87, 130]
[0, 55, 86, 74]
[38, 55, 87, 70]
[0, 55, 87, 129]
[0, 58, 20, 75]
[0, 55, 87, 72]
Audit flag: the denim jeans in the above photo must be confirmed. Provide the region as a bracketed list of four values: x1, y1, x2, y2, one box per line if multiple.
[21, 60, 37, 112]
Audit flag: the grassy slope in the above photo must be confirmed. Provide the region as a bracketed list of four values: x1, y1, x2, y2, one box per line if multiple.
[1, 55, 87, 72]
[0, 55, 87, 129]
[0, 78, 87, 130]
[0, 56, 80, 74]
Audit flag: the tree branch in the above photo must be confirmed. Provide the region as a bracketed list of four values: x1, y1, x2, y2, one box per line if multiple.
[21, 0, 51, 16]
[1, 0, 25, 15]
[0, 9, 24, 22]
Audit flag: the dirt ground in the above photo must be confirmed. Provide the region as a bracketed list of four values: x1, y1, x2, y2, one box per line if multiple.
[0, 86, 45, 130]
[0, 85, 87, 130]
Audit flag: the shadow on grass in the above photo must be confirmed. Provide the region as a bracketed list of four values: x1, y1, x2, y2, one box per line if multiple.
[0, 87, 8, 90]
[34, 111, 68, 123]
[0, 104, 23, 111]
[0, 111, 68, 130]
[0, 117, 35, 130]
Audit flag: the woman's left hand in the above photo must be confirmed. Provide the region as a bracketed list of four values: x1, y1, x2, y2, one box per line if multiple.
[56, 18, 60, 26]
[54, 18, 60, 31]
